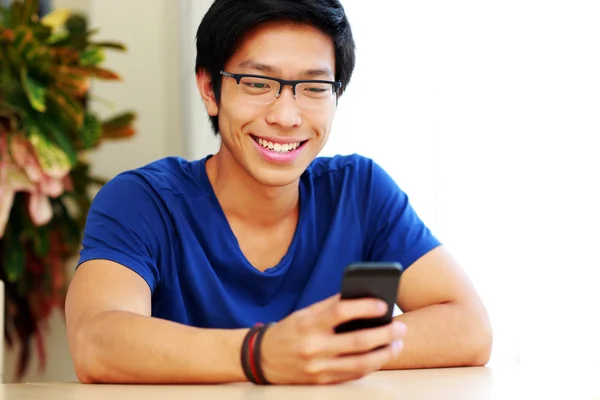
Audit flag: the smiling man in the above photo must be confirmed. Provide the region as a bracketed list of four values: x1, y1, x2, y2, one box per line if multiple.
[65, 0, 492, 386]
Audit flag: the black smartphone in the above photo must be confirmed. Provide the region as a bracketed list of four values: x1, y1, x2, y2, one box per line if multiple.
[334, 262, 403, 334]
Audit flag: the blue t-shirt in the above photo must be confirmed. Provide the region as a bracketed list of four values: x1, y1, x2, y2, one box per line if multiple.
[77, 154, 440, 328]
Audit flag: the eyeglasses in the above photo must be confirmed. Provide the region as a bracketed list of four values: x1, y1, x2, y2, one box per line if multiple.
[220, 70, 342, 108]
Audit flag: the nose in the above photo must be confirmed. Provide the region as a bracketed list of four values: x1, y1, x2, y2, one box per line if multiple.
[265, 85, 302, 128]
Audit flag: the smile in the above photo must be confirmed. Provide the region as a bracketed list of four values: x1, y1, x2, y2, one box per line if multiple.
[251, 135, 308, 154]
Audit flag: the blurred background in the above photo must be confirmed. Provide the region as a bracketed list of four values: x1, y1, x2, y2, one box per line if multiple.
[1, 0, 599, 383]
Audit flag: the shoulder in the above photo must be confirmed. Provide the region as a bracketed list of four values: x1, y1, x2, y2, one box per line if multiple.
[305, 153, 397, 192]
[98, 156, 203, 199]
[117, 156, 202, 194]
[305, 153, 378, 181]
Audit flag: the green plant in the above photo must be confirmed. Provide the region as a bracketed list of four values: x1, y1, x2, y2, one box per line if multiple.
[0, 0, 136, 380]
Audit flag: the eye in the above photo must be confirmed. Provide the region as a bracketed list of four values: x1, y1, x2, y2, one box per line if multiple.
[248, 82, 269, 89]
[305, 87, 328, 93]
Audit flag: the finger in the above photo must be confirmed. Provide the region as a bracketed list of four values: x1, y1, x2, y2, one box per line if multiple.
[322, 298, 389, 328]
[323, 320, 407, 357]
[293, 294, 341, 333]
[309, 293, 341, 314]
[312, 339, 404, 377]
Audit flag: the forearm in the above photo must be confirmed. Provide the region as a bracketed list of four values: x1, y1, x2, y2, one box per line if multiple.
[382, 302, 492, 370]
[72, 310, 248, 384]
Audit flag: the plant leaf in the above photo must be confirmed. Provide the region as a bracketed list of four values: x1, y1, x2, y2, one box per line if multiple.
[21, 67, 46, 112]
[30, 23, 53, 42]
[0, 5, 12, 27]
[34, 112, 77, 165]
[53, 71, 88, 98]
[101, 111, 136, 139]
[29, 125, 72, 178]
[80, 112, 102, 149]
[46, 86, 83, 128]
[13, 26, 36, 59]
[40, 9, 71, 30]
[65, 14, 89, 36]
[90, 41, 126, 51]
[20, 0, 37, 25]
[79, 47, 104, 66]
[67, 65, 120, 80]
[101, 111, 136, 130]
[9, 0, 24, 27]
[45, 30, 70, 45]
[2, 223, 26, 283]
[26, 46, 53, 79]
[32, 225, 50, 257]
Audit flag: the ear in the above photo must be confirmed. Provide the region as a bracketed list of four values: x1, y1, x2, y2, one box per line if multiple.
[196, 69, 219, 117]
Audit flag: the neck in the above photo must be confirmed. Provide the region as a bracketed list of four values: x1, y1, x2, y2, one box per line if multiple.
[205, 149, 299, 226]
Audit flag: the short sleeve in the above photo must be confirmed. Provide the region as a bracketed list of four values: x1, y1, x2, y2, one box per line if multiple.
[362, 159, 441, 269]
[77, 172, 166, 292]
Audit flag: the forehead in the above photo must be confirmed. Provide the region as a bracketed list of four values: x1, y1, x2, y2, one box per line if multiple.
[225, 21, 336, 79]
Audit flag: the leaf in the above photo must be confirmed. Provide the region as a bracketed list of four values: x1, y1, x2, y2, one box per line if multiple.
[35, 112, 77, 165]
[25, 46, 53, 79]
[65, 15, 89, 36]
[13, 26, 36, 59]
[2, 223, 26, 283]
[21, 67, 46, 112]
[67, 65, 120, 80]
[101, 111, 136, 139]
[28, 125, 72, 178]
[20, 0, 37, 25]
[9, 0, 24, 28]
[40, 9, 71, 30]
[0, 5, 12, 27]
[53, 72, 89, 97]
[80, 112, 102, 149]
[79, 47, 104, 66]
[46, 86, 83, 128]
[32, 225, 50, 257]
[0, 27, 16, 44]
[29, 23, 53, 42]
[44, 30, 70, 45]
[101, 111, 136, 130]
[50, 46, 79, 65]
[90, 41, 127, 51]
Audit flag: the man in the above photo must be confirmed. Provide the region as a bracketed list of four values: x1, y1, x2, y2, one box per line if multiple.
[65, 0, 492, 385]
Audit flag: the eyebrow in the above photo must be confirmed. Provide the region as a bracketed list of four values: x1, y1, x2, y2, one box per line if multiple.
[237, 60, 334, 79]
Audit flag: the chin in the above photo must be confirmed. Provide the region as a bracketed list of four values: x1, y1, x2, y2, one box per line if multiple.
[250, 167, 305, 188]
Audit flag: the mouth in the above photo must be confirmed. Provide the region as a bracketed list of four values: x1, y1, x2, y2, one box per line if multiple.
[251, 135, 309, 154]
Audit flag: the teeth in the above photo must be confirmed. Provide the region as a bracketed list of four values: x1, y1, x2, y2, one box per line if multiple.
[257, 138, 301, 153]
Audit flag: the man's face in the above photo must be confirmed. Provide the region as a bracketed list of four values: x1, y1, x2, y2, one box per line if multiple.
[199, 21, 338, 188]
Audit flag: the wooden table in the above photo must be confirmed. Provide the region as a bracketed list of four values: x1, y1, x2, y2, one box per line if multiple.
[1, 366, 599, 399]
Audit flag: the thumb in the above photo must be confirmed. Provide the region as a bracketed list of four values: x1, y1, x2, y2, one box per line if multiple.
[305, 293, 341, 324]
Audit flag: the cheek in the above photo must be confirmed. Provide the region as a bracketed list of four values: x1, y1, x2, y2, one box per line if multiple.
[308, 109, 336, 138]
[220, 94, 263, 132]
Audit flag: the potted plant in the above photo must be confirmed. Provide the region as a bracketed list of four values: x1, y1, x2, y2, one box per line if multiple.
[0, 0, 136, 381]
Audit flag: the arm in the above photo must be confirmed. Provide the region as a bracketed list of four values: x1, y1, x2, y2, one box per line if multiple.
[66, 259, 249, 384]
[66, 172, 251, 384]
[360, 158, 492, 369]
[383, 246, 493, 369]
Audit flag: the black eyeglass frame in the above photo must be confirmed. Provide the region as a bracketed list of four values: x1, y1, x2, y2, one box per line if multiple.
[220, 70, 343, 99]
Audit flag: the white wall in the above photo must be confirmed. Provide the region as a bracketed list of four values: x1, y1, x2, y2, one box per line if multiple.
[184, 0, 600, 369]
[3, 0, 186, 382]
[331, 0, 600, 368]
[181, 0, 221, 158]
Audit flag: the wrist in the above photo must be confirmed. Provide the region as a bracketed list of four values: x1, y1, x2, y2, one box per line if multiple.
[240, 323, 274, 385]
[209, 328, 250, 382]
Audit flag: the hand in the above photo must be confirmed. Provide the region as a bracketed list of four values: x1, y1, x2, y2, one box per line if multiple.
[260, 294, 406, 385]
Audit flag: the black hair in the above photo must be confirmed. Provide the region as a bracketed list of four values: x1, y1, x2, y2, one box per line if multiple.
[194, 0, 356, 135]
